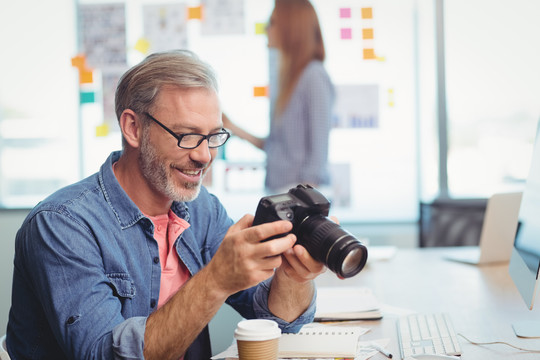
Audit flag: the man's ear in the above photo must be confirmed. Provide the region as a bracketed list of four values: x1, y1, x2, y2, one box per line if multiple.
[119, 109, 143, 148]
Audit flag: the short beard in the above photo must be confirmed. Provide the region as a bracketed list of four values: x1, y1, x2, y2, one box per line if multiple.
[139, 132, 203, 203]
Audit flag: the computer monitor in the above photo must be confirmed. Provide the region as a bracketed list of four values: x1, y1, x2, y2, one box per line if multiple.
[509, 121, 540, 338]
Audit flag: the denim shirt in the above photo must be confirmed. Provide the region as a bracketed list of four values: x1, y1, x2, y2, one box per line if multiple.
[7, 151, 315, 360]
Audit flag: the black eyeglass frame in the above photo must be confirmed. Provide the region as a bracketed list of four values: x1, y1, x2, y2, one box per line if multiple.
[143, 112, 230, 149]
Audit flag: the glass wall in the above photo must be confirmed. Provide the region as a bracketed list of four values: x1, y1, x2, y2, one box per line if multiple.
[4, 0, 534, 223]
[0, 0, 423, 223]
[442, 0, 540, 198]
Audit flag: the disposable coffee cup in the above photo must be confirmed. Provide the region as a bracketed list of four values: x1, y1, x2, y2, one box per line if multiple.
[234, 319, 281, 360]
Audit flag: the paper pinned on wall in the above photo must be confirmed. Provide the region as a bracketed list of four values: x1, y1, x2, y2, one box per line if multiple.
[361, 7, 373, 19]
[78, 3, 127, 68]
[143, 4, 188, 52]
[79, 68, 94, 85]
[134, 38, 151, 55]
[363, 48, 376, 60]
[341, 28, 352, 40]
[254, 22, 266, 35]
[95, 123, 110, 137]
[363, 28, 374, 40]
[71, 54, 86, 69]
[253, 86, 268, 97]
[187, 6, 203, 20]
[333, 84, 379, 129]
[201, 0, 245, 35]
[340, 7, 352, 18]
[80, 91, 95, 104]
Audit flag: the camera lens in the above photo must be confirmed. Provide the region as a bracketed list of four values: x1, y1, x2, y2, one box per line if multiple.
[296, 215, 368, 278]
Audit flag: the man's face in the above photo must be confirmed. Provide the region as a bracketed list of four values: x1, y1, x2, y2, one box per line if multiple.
[138, 86, 222, 203]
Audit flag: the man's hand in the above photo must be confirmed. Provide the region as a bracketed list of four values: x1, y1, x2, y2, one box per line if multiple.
[277, 244, 326, 284]
[206, 214, 297, 296]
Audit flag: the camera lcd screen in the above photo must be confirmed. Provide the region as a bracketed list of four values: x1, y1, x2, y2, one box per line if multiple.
[269, 194, 291, 204]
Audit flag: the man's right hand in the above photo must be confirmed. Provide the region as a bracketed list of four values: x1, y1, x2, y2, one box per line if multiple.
[206, 214, 297, 296]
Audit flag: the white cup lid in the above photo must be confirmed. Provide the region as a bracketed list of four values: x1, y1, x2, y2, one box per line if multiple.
[234, 319, 282, 341]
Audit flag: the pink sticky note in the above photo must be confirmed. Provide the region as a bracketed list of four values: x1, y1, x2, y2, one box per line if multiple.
[340, 8, 351, 18]
[341, 28, 352, 40]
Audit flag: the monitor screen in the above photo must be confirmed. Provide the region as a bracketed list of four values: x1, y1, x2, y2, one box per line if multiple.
[509, 120, 540, 336]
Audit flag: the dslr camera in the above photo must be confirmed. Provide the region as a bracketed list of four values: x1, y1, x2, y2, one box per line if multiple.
[253, 184, 368, 279]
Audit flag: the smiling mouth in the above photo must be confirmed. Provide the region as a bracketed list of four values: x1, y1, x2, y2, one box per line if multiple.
[176, 167, 205, 179]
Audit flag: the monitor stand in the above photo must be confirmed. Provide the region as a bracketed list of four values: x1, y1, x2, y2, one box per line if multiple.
[513, 321, 540, 338]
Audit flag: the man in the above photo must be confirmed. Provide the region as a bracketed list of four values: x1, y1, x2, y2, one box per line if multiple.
[7, 50, 325, 359]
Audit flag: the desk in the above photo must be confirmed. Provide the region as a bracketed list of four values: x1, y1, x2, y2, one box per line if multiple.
[315, 247, 540, 360]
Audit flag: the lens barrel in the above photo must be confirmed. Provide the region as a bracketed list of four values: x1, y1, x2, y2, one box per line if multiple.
[297, 215, 368, 278]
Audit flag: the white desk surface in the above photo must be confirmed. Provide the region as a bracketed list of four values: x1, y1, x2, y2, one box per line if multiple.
[315, 247, 540, 360]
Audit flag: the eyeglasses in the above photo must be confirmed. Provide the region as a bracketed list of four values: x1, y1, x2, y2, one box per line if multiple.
[144, 112, 230, 149]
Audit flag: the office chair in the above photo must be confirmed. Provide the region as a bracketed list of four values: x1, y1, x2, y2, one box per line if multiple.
[419, 198, 488, 247]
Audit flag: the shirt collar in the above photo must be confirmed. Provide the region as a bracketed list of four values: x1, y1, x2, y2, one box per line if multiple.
[98, 151, 190, 229]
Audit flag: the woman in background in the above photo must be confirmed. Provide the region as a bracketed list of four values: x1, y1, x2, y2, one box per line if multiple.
[223, 0, 335, 194]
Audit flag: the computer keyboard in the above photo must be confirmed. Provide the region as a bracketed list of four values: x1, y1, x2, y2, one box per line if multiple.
[397, 313, 462, 359]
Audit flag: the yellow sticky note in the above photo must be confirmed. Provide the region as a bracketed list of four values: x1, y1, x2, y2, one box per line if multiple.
[255, 22, 266, 35]
[96, 123, 110, 137]
[361, 7, 373, 19]
[253, 86, 268, 97]
[362, 28, 374, 40]
[134, 38, 151, 54]
[79, 68, 93, 84]
[363, 48, 376, 60]
[188, 6, 202, 20]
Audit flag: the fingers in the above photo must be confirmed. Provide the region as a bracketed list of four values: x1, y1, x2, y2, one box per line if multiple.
[208, 218, 297, 295]
[280, 245, 326, 283]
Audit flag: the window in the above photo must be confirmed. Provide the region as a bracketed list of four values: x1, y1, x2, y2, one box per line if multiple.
[442, 0, 540, 198]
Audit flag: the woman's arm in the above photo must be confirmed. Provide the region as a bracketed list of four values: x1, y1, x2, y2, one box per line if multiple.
[222, 113, 266, 150]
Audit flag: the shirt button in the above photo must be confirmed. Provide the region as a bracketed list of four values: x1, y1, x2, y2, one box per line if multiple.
[157, 225, 162, 231]
[153, 257, 160, 264]
[150, 299, 156, 308]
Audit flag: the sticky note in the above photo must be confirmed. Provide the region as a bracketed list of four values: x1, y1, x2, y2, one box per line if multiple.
[361, 7, 373, 19]
[253, 86, 268, 97]
[71, 54, 86, 69]
[339, 8, 351, 18]
[255, 22, 266, 35]
[79, 68, 93, 84]
[134, 38, 151, 54]
[363, 48, 376, 59]
[362, 28, 374, 39]
[80, 91, 95, 104]
[188, 6, 202, 20]
[96, 123, 110, 137]
[341, 28, 352, 40]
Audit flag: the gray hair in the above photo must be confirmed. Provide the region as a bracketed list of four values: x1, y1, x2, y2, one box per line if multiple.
[115, 49, 219, 122]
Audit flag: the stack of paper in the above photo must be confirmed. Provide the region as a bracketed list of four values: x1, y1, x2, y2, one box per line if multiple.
[314, 286, 382, 321]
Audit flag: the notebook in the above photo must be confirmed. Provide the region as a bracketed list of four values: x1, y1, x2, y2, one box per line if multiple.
[314, 286, 382, 321]
[211, 325, 363, 359]
[444, 192, 522, 265]
[278, 327, 360, 358]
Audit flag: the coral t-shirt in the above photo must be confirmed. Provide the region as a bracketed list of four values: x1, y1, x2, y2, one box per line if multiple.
[146, 210, 191, 309]
[146, 210, 191, 359]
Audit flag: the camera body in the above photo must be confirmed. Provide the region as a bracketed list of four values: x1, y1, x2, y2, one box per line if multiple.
[253, 184, 330, 232]
[253, 184, 367, 278]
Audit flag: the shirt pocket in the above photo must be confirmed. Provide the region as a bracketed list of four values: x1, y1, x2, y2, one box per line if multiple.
[106, 272, 136, 298]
